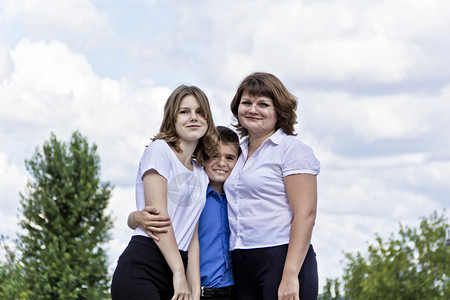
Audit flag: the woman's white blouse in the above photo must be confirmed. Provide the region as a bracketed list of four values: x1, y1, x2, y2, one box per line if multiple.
[133, 139, 208, 251]
[224, 129, 320, 250]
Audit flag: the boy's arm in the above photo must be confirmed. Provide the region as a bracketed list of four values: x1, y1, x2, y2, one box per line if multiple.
[128, 207, 172, 241]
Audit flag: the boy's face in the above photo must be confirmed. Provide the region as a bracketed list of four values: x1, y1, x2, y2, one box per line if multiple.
[204, 142, 239, 185]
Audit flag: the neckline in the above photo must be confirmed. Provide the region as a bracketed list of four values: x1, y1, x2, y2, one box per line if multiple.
[164, 141, 195, 173]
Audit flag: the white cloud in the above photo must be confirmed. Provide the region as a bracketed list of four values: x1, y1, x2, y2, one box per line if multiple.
[3, 0, 109, 33]
[130, 0, 450, 89]
[0, 38, 173, 182]
[244, 1, 423, 83]
[301, 89, 448, 145]
[319, 173, 437, 218]
[2, 0, 112, 47]
[281, 38, 420, 82]
[0, 153, 25, 212]
[106, 186, 136, 268]
[0, 44, 13, 83]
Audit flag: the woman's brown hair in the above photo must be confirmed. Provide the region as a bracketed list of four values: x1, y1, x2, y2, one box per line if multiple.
[230, 72, 298, 137]
[153, 85, 218, 165]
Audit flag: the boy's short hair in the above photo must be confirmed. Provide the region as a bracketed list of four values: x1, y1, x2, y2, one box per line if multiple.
[217, 126, 239, 149]
[203, 126, 241, 161]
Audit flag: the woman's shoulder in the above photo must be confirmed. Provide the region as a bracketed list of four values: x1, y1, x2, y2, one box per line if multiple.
[281, 134, 314, 152]
[280, 135, 320, 173]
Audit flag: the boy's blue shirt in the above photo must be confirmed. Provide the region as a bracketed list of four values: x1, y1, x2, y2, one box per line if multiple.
[198, 186, 234, 287]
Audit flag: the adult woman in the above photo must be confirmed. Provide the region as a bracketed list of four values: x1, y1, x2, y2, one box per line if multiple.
[225, 72, 320, 300]
[111, 85, 218, 300]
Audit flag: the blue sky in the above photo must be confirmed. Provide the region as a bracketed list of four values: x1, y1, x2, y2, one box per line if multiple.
[1, 0, 449, 292]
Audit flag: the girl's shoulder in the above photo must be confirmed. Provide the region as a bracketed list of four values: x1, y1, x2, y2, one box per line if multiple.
[148, 139, 170, 149]
[142, 139, 173, 161]
[145, 139, 172, 153]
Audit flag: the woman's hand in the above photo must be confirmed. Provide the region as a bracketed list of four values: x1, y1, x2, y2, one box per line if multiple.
[278, 273, 299, 300]
[172, 271, 192, 300]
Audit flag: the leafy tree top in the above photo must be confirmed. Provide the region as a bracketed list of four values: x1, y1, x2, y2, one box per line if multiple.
[15, 131, 113, 299]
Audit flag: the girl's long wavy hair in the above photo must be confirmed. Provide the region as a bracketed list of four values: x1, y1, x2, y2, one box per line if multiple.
[152, 85, 218, 165]
[230, 72, 298, 137]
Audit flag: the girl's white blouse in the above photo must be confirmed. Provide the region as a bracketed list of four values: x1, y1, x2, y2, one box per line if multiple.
[133, 139, 208, 251]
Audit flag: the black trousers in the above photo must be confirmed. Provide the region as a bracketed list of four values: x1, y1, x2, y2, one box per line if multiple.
[231, 244, 318, 300]
[111, 236, 188, 300]
[201, 296, 235, 300]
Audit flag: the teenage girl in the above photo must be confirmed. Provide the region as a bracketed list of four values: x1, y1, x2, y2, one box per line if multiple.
[111, 85, 218, 300]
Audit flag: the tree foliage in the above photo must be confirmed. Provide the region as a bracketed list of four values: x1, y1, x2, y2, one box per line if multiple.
[0, 235, 28, 299]
[1, 131, 113, 299]
[320, 211, 450, 300]
[318, 278, 344, 300]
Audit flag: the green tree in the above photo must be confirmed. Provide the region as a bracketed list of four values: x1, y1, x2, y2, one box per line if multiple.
[321, 211, 450, 300]
[16, 131, 113, 299]
[0, 235, 28, 299]
[318, 278, 344, 300]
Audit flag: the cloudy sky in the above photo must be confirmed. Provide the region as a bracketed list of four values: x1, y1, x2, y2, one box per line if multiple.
[1, 0, 449, 292]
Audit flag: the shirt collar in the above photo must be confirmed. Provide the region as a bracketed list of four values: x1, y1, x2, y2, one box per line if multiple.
[240, 129, 286, 156]
[266, 128, 286, 145]
[207, 185, 225, 197]
[207, 185, 214, 195]
[242, 128, 285, 146]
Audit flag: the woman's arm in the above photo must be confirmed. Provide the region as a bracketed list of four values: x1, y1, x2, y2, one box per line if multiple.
[278, 174, 317, 300]
[186, 222, 201, 300]
[127, 207, 172, 241]
[143, 169, 191, 299]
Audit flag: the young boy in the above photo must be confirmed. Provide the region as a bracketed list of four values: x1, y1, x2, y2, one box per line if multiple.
[128, 126, 241, 300]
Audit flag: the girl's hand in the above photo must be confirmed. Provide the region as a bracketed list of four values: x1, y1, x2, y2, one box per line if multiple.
[172, 272, 192, 300]
[278, 274, 300, 300]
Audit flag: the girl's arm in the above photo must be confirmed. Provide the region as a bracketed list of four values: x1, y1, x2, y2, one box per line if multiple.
[278, 174, 317, 300]
[186, 222, 201, 299]
[143, 169, 191, 300]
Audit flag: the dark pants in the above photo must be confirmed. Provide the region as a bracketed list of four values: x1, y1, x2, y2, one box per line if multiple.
[231, 244, 318, 300]
[111, 236, 188, 300]
[201, 296, 235, 300]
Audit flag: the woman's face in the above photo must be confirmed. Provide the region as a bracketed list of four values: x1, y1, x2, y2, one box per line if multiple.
[238, 90, 277, 138]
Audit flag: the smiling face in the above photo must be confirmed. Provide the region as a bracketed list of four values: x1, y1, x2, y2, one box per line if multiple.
[204, 142, 239, 194]
[237, 90, 277, 139]
[175, 95, 208, 145]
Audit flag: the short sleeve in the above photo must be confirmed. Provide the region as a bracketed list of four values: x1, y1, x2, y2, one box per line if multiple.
[282, 139, 320, 177]
[138, 140, 172, 180]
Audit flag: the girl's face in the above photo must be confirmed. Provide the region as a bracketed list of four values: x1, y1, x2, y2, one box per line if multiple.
[175, 95, 208, 144]
[238, 90, 277, 138]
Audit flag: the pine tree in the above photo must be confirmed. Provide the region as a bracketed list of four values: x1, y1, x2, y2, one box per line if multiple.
[17, 131, 113, 299]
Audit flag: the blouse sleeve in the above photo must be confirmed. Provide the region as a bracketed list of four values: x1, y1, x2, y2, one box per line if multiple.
[138, 140, 172, 180]
[282, 139, 320, 177]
